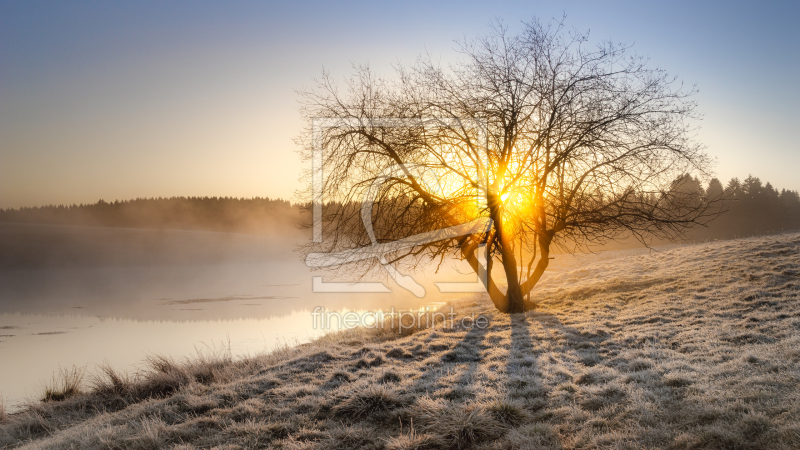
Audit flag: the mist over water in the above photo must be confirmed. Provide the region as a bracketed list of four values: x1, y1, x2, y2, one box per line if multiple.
[0, 223, 476, 410]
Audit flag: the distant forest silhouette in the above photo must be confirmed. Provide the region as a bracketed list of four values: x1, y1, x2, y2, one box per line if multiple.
[0, 197, 303, 235]
[685, 175, 800, 240]
[0, 175, 798, 240]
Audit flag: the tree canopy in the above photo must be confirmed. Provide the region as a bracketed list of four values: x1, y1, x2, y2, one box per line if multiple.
[300, 19, 719, 313]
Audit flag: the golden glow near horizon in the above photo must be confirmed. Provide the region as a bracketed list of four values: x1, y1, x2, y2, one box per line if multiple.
[1, 3, 798, 209]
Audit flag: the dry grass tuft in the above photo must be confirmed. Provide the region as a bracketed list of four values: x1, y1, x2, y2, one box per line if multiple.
[384, 423, 439, 450]
[485, 399, 530, 427]
[379, 371, 402, 384]
[90, 362, 131, 397]
[0, 395, 7, 423]
[333, 384, 405, 421]
[663, 372, 694, 388]
[327, 370, 352, 385]
[410, 397, 503, 448]
[88, 347, 235, 405]
[41, 366, 85, 402]
[319, 424, 384, 450]
[385, 347, 412, 359]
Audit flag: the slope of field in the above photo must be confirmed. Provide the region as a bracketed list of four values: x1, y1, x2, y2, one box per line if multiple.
[1, 233, 799, 449]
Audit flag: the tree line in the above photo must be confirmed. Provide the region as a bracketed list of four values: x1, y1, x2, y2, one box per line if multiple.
[0, 175, 797, 240]
[0, 197, 303, 235]
[680, 175, 800, 240]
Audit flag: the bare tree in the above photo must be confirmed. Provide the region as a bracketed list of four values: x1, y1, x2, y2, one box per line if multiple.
[298, 18, 717, 313]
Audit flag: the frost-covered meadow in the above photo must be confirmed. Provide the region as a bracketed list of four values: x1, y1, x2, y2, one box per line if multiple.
[2, 232, 799, 449]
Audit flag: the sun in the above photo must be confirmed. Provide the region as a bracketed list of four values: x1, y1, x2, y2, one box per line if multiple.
[498, 186, 537, 225]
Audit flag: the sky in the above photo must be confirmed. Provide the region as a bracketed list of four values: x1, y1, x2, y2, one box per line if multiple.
[1, 0, 798, 209]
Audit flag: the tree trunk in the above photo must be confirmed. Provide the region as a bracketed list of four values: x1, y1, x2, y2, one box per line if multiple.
[493, 212, 526, 313]
[501, 253, 526, 313]
[518, 230, 554, 304]
[460, 239, 509, 313]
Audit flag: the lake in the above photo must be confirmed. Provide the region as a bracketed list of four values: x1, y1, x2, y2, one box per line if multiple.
[0, 223, 482, 410]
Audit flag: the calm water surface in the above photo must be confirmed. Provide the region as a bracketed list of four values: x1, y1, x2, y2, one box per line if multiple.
[0, 224, 476, 410]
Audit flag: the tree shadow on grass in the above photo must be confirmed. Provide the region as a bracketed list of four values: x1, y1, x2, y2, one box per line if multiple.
[407, 319, 493, 402]
[528, 312, 613, 368]
[526, 312, 703, 424]
[507, 314, 536, 369]
[504, 314, 551, 411]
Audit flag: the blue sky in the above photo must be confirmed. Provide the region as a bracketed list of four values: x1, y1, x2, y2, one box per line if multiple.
[1, 1, 798, 208]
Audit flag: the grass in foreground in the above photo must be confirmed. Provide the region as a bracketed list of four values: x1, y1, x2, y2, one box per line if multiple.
[41, 367, 85, 403]
[1, 232, 800, 449]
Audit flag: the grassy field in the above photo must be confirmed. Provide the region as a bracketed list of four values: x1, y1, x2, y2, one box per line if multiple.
[1, 232, 799, 449]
